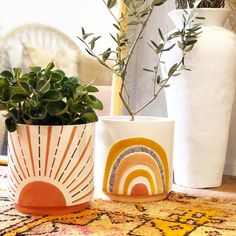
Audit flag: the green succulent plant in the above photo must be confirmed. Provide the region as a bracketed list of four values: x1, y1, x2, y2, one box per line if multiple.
[0, 62, 103, 132]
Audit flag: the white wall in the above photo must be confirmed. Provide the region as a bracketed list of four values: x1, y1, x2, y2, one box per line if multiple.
[0, 0, 117, 54]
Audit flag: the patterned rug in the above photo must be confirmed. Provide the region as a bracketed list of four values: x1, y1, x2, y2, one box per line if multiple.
[0, 168, 236, 236]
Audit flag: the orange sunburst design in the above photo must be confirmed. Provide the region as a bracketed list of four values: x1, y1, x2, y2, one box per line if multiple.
[44, 126, 52, 176]
[54, 126, 77, 180]
[9, 133, 27, 179]
[26, 126, 36, 176]
[7, 124, 95, 215]
[103, 137, 169, 198]
[17, 128, 30, 177]
[62, 136, 92, 184]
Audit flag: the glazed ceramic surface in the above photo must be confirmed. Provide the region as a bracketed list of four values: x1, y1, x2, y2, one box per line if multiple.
[7, 123, 95, 215]
[95, 116, 174, 202]
[162, 9, 236, 188]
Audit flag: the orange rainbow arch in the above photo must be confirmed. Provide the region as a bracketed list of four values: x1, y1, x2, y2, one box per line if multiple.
[103, 137, 170, 196]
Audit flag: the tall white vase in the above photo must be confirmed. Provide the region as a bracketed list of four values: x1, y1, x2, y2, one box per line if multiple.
[162, 8, 236, 188]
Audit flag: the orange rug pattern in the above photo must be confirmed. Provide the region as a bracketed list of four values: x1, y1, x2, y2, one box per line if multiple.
[0, 170, 236, 235]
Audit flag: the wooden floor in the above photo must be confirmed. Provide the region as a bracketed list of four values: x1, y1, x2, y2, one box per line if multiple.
[1, 164, 236, 200]
[172, 175, 236, 200]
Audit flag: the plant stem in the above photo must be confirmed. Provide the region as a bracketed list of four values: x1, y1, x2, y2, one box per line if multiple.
[102, 0, 121, 27]
[133, 60, 183, 115]
[119, 5, 154, 113]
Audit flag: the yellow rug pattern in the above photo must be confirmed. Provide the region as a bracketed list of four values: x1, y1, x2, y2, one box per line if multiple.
[0, 170, 236, 235]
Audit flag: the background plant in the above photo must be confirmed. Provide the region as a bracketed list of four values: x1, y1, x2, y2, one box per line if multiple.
[228, 0, 236, 14]
[176, 0, 225, 9]
[79, 0, 202, 120]
[0, 62, 103, 132]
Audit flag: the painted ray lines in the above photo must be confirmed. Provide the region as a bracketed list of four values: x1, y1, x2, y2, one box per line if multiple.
[69, 163, 94, 193]
[54, 126, 77, 180]
[38, 126, 41, 176]
[66, 152, 93, 189]
[61, 135, 92, 184]
[9, 133, 27, 179]
[49, 126, 63, 178]
[71, 178, 93, 198]
[58, 125, 87, 182]
[16, 128, 30, 177]
[26, 126, 36, 176]
[8, 174, 17, 190]
[7, 186, 15, 202]
[44, 126, 52, 176]
[8, 182, 16, 197]
[8, 151, 22, 184]
[72, 187, 94, 204]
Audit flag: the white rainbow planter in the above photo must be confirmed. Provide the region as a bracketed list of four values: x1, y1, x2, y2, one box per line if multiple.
[95, 116, 174, 202]
[7, 123, 95, 215]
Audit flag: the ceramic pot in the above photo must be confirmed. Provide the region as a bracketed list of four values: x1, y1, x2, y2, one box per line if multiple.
[162, 8, 236, 188]
[95, 116, 174, 202]
[7, 123, 95, 215]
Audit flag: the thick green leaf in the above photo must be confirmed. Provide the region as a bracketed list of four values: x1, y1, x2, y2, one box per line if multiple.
[47, 100, 68, 115]
[30, 67, 42, 73]
[2, 88, 13, 101]
[69, 76, 80, 86]
[37, 79, 51, 93]
[0, 79, 9, 95]
[44, 62, 55, 73]
[0, 71, 13, 79]
[11, 93, 27, 103]
[19, 81, 30, 94]
[40, 90, 61, 101]
[85, 85, 99, 92]
[80, 112, 98, 122]
[5, 118, 17, 132]
[89, 96, 103, 110]
[51, 71, 64, 81]
[29, 106, 47, 119]
[71, 103, 86, 113]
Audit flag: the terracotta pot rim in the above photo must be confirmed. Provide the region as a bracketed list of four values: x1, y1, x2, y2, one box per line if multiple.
[14, 123, 95, 128]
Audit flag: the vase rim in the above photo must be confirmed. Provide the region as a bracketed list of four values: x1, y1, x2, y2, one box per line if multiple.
[169, 8, 230, 27]
[170, 8, 230, 14]
[98, 115, 174, 123]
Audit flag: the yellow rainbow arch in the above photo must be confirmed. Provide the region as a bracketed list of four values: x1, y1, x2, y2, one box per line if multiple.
[103, 137, 170, 197]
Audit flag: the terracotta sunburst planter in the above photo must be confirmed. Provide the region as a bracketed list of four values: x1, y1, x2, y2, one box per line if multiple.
[95, 116, 174, 202]
[7, 123, 95, 215]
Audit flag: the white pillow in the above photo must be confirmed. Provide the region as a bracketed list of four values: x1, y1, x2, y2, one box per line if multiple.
[7, 43, 80, 77]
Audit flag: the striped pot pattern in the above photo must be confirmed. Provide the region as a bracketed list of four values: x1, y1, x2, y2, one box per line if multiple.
[7, 123, 95, 215]
[95, 116, 174, 202]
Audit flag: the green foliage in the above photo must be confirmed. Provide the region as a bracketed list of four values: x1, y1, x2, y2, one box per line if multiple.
[79, 0, 202, 119]
[0, 62, 103, 132]
[176, 0, 225, 9]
